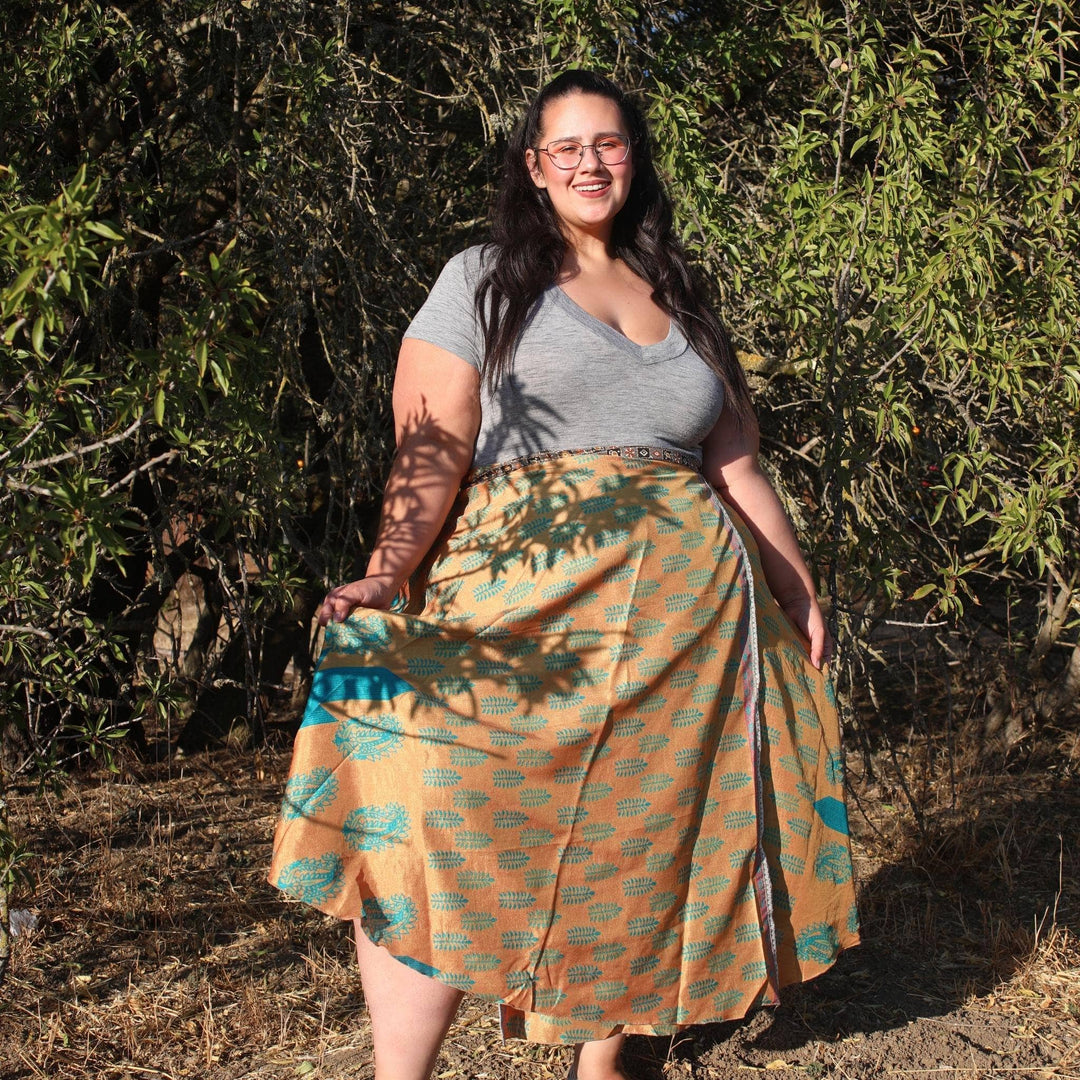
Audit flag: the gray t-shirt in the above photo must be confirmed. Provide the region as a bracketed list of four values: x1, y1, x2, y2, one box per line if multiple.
[404, 246, 725, 469]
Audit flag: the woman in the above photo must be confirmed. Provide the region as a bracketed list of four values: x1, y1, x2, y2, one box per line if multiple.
[270, 70, 858, 1080]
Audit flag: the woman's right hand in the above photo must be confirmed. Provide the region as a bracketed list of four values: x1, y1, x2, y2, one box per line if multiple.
[317, 577, 397, 626]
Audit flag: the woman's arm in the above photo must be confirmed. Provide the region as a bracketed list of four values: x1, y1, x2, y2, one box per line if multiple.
[318, 339, 481, 625]
[701, 404, 832, 669]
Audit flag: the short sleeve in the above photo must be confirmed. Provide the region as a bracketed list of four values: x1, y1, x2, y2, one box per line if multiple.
[403, 247, 485, 370]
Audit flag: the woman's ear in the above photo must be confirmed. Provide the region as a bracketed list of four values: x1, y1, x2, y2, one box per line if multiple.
[526, 148, 547, 189]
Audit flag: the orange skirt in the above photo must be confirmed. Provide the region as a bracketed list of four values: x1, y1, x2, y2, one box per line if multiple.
[269, 451, 858, 1044]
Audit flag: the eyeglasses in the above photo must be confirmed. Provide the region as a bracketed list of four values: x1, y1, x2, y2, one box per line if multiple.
[533, 135, 631, 170]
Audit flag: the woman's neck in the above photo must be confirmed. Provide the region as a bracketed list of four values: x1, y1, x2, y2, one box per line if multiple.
[560, 233, 618, 278]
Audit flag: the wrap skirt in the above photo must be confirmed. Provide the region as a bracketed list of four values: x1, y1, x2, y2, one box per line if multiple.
[269, 449, 859, 1044]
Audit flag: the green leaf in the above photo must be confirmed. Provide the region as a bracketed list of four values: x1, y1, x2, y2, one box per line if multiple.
[85, 220, 125, 242]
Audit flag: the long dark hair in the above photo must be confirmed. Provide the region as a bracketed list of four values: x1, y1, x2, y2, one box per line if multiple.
[476, 69, 752, 421]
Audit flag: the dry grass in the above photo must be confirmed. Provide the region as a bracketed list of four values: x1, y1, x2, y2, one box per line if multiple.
[1, 713, 1078, 1080]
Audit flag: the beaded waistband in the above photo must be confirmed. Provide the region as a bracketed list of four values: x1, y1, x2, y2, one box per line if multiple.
[465, 445, 701, 486]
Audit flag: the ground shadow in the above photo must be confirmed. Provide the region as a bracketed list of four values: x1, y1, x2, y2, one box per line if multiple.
[689, 773, 1079, 1057]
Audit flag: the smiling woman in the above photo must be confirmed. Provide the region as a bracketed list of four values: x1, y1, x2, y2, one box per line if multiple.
[525, 94, 636, 259]
[269, 70, 858, 1080]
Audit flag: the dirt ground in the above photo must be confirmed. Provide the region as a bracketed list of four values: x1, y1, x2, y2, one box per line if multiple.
[1, 736, 1078, 1080]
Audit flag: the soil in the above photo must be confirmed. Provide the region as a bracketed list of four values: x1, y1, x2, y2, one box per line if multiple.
[1, 741, 1077, 1080]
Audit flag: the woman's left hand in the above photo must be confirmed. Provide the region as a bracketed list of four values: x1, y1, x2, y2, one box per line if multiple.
[776, 593, 833, 670]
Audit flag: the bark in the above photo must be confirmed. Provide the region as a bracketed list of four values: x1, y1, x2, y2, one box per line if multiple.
[1037, 638, 1080, 721]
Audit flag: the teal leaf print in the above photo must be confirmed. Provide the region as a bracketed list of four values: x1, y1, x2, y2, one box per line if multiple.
[712, 989, 743, 1011]
[328, 615, 392, 652]
[716, 772, 752, 791]
[697, 874, 732, 898]
[616, 797, 651, 817]
[778, 852, 805, 875]
[480, 695, 517, 715]
[333, 714, 404, 761]
[448, 746, 487, 767]
[277, 854, 344, 904]
[343, 803, 410, 852]
[464, 952, 501, 972]
[795, 922, 840, 965]
[703, 914, 732, 935]
[556, 726, 592, 746]
[362, 893, 418, 944]
[814, 841, 853, 884]
[567, 964, 603, 984]
[422, 768, 462, 788]
[561, 844, 594, 864]
[688, 978, 718, 999]
[520, 827, 555, 847]
[580, 781, 613, 802]
[518, 748, 555, 768]
[628, 916, 660, 937]
[282, 767, 338, 819]
[825, 749, 844, 785]
[524, 868, 557, 889]
[681, 900, 709, 922]
[454, 830, 494, 850]
[639, 733, 670, 753]
[557, 805, 589, 826]
[462, 912, 498, 931]
[424, 809, 465, 829]
[582, 822, 617, 842]
[419, 726, 457, 746]
[498, 891, 536, 909]
[458, 870, 496, 890]
[453, 789, 490, 809]
[520, 788, 552, 807]
[588, 902, 623, 923]
[502, 930, 538, 950]
[682, 939, 714, 961]
[847, 903, 860, 934]
[585, 862, 620, 882]
[430, 892, 469, 911]
[622, 876, 656, 898]
[534, 987, 568, 1009]
[496, 855, 531, 872]
[594, 980, 629, 1001]
[567, 926, 601, 946]
[427, 851, 466, 870]
[641, 773, 674, 794]
[708, 950, 736, 973]
[433, 932, 471, 951]
[560, 886, 596, 905]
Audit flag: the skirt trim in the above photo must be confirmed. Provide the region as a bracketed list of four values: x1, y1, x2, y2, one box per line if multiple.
[465, 444, 700, 486]
[708, 484, 781, 995]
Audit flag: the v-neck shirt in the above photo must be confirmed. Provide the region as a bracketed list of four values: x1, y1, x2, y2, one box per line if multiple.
[404, 245, 725, 469]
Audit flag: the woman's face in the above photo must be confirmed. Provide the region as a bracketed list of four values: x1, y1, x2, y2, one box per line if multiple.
[526, 92, 634, 244]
